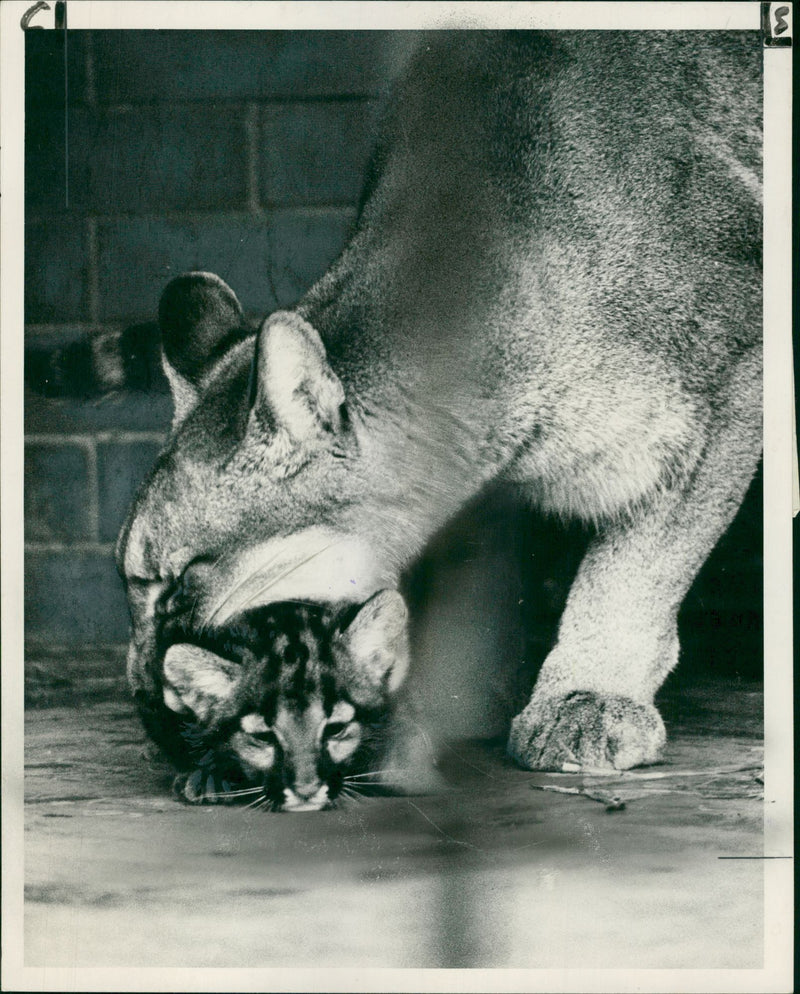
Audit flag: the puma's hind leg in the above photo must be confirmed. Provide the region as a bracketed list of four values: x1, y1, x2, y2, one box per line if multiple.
[509, 348, 762, 771]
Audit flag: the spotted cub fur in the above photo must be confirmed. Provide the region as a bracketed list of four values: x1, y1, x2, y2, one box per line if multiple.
[140, 593, 429, 810]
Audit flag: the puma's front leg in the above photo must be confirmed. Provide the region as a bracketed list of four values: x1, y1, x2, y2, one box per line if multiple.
[508, 524, 678, 771]
[509, 349, 761, 771]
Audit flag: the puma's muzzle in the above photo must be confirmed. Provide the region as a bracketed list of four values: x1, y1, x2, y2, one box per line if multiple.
[199, 527, 391, 628]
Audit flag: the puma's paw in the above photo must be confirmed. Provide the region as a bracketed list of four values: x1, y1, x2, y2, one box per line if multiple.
[172, 768, 237, 805]
[507, 691, 666, 771]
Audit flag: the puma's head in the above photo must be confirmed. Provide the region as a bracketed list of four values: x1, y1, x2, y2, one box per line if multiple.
[116, 273, 394, 701]
[153, 593, 410, 810]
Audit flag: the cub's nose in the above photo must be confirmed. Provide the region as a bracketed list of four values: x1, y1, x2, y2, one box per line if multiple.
[293, 781, 322, 801]
[282, 782, 329, 812]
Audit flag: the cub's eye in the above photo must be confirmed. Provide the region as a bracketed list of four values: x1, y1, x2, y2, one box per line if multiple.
[240, 714, 275, 744]
[325, 721, 351, 739]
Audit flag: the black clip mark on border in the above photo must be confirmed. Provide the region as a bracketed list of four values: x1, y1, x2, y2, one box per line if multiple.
[20, 0, 65, 29]
[20, 1, 49, 29]
[762, 2, 793, 47]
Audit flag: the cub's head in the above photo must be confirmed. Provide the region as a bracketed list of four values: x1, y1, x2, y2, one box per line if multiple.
[151, 592, 409, 811]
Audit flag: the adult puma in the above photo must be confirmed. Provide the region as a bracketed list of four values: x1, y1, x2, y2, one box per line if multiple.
[118, 31, 762, 781]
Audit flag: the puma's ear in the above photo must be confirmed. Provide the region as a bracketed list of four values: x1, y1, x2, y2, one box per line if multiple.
[337, 590, 410, 707]
[158, 272, 250, 427]
[162, 643, 241, 724]
[253, 310, 346, 448]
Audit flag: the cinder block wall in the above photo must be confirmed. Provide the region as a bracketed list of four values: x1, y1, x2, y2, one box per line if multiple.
[24, 30, 763, 699]
[24, 30, 412, 659]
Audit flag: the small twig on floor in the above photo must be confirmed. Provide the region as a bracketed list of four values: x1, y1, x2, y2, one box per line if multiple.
[530, 783, 627, 811]
[545, 763, 763, 780]
[531, 761, 764, 810]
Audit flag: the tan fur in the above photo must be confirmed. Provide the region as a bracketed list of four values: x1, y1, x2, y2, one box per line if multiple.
[118, 32, 762, 772]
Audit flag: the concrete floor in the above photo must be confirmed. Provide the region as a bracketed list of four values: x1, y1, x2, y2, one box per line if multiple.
[21, 677, 766, 971]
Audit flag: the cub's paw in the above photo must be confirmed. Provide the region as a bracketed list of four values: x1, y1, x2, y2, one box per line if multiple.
[507, 691, 666, 771]
[172, 768, 238, 805]
[387, 761, 447, 796]
[380, 722, 447, 795]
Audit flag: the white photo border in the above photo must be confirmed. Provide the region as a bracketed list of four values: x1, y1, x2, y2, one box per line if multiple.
[1, 2, 792, 991]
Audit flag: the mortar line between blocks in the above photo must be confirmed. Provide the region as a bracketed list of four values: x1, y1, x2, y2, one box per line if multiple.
[25, 432, 167, 446]
[84, 31, 97, 106]
[86, 216, 100, 324]
[94, 94, 377, 113]
[25, 541, 116, 554]
[84, 437, 101, 543]
[245, 102, 261, 214]
[28, 205, 358, 226]
[24, 641, 128, 656]
[26, 323, 127, 337]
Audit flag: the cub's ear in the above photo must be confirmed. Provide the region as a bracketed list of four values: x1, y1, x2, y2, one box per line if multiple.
[162, 643, 241, 724]
[158, 272, 251, 428]
[252, 310, 346, 455]
[337, 590, 410, 707]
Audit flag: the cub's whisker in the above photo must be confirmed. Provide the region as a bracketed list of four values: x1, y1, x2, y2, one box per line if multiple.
[203, 786, 265, 799]
[347, 782, 413, 796]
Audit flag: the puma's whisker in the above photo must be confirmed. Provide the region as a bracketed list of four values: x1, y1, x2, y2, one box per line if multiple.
[236, 542, 337, 615]
[189, 593, 203, 630]
[203, 547, 284, 629]
[204, 541, 338, 628]
[345, 769, 410, 780]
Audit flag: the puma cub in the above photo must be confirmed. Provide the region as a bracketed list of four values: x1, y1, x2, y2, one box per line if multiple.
[118, 31, 762, 797]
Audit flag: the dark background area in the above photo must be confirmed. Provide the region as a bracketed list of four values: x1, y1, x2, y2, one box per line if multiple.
[23, 30, 763, 708]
